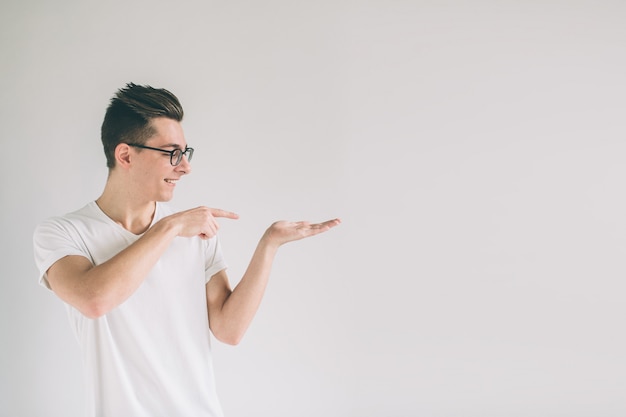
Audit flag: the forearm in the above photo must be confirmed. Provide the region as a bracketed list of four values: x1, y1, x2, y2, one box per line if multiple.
[51, 218, 179, 317]
[210, 237, 279, 344]
[207, 218, 340, 344]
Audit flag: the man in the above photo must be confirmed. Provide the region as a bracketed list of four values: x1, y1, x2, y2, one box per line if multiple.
[33, 82, 340, 416]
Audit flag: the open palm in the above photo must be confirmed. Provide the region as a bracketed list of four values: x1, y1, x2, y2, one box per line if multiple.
[264, 218, 341, 246]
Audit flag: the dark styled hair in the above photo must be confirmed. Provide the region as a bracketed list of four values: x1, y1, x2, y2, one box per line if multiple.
[101, 82, 184, 168]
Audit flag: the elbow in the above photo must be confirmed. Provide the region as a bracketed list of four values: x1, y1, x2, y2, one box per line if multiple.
[216, 332, 244, 346]
[76, 296, 115, 319]
[219, 338, 241, 346]
[222, 334, 244, 346]
[79, 303, 108, 319]
[211, 326, 245, 346]
[81, 305, 107, 319]
[49, 282, 115, 319]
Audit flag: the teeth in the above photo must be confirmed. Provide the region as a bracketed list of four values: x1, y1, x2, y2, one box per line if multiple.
[165, 179, 178, 184]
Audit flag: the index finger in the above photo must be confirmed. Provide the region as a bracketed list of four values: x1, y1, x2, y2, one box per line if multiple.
[209, 208, 240, 220]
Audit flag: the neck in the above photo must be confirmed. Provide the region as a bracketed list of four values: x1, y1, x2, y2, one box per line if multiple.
[96, 177, 157, 235]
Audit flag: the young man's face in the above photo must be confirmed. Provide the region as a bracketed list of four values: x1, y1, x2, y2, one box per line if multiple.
[130, 117, 192, 203]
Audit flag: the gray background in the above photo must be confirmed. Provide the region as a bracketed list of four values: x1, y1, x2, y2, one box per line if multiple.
[1, 1, 625, 416]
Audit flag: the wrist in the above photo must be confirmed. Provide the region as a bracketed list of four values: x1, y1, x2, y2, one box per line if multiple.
[151, 215, 180, 239]
[258, 231, 281, 252]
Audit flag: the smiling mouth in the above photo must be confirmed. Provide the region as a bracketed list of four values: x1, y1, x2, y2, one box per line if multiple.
[164, 179, 178, 184]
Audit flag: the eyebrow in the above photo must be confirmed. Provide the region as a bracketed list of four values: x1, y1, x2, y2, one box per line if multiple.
[157, 143, 187, 149]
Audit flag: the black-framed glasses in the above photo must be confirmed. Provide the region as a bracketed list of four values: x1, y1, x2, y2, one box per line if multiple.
[126, 143, 194, 166]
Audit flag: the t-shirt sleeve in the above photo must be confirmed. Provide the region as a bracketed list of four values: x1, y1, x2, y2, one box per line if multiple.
[33, 217, 92, 290]
[204, 235, 227, 284]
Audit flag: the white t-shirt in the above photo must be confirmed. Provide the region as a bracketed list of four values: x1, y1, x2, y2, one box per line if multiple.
[33, 201, 227, 417]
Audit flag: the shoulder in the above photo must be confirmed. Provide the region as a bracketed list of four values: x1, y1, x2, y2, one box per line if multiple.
[34, 202, 105, 239]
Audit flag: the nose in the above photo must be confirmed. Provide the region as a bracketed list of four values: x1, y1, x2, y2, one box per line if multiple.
[176, 154, 192, 175]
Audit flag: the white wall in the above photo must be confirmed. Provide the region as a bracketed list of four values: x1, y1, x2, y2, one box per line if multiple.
[1, 1, 625, 416]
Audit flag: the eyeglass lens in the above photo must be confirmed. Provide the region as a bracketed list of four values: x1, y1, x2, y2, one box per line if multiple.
[172, 148, 193, 166]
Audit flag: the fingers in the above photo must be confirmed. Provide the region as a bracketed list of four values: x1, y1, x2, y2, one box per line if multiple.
[198, 208, 237, 239]
[320, 218, 341, 227]
[297, 218, 342, 238]
[174, 207, 237, 239]
[208, 208, 240, 220]
[310, 218, 341, 231]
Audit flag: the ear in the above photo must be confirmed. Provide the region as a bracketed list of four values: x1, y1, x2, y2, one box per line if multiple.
[114, 143, 133, 169]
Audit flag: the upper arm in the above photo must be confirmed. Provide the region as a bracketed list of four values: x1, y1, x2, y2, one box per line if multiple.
[205, 269, 232, 328]
[47, 255, 96, 315]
